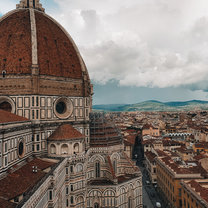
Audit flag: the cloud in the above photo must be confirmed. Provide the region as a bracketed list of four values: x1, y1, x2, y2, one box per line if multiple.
[2, 0, 208, 91]
[0, 0, 16, 14]
[49, 0, 208, 91]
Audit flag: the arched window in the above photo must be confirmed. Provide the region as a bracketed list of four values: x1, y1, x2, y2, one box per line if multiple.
[2, 70, 6, 78]
[128, 197, 132, 208]
[33, 0, 35, 7]
[74, 143, 79, 153]
[119, 188, 126, 207]
[76, 196, 84, 208]
[94, 203, 99, 208]
[95, 161, 100, 178]
[61, 144, 68, 154]
[71, 196, 74, 204]
[113, 160, 117, 174]
[104, 190, 115, 207]
[50, 144, 56, 154]
[76, 164, 83, 173]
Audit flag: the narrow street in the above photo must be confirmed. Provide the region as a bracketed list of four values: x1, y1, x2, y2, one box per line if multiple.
[142, 183, 154, 208]
[138, 165, 164, 208]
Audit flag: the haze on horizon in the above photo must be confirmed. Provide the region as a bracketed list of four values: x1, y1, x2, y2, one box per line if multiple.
[1, 0, 208, 104]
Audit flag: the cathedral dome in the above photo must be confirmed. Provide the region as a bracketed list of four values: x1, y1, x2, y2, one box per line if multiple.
[0, 0, 91, 97]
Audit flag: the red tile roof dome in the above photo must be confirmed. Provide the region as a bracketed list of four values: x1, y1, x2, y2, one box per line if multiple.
[0, 4, 89, 80]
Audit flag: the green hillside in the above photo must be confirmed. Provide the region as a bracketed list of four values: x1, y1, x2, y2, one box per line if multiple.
[93, 100, 208, 112]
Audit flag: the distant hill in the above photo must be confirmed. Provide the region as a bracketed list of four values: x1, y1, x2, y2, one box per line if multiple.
[93, 100, 208, 112]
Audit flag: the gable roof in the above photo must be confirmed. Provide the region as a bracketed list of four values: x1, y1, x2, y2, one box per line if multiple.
[48, 124, 84, 141]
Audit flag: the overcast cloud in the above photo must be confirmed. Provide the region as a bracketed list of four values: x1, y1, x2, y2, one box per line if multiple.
[2, 0, 208, 94]
[46, 0, 208, 92]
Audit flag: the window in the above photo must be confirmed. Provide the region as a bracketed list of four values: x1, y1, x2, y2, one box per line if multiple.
[179, 199, 182, 208]
[128, 197, 132, 208]
[0, 101, 12, 112]
[95, 161, 100, 178]
[66, 199, 69, 207]
[4, 143, 7, 152]
[49, 190, 52, 200]
[71, 196, 74, 204]
[179, 188, 181, 197]
[36, 97, 39, 106]
[70, 165, 73, 173]
[4, 157, 7, 166]
[36, 134, 40, 141]
[113, 160, 117, 174]
[76, 164, 83, 172]
[50, 144, 56, 154]
[37, 144, 40, 151]
[86, 109, 89, 117]
[61, 144, 68, 154]
[32, 110, 34, 119]
[18, 141, 24, 157]
[94, 203, 99, 208]
[104, 190, 115, 207]
[66, 187, 69, 195]
[74, 143, 79, 153]
[2, 70, 6, 78]
[76, 196, 84, 208]
[32, 97, 34, 106]
[71, 185, 73, 191]
[66, 167, 68, 174]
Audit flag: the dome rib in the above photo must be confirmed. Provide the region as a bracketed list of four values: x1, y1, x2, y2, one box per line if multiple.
[0, 7, 92, 96]
[35, 11, 90, 80]
[30, 8, 38, 69]
[0, 8, 91, 80]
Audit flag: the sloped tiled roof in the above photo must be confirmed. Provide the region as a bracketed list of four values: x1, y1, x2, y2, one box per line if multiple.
[0, 198, 16, 208]
[0, 158, 55, 201]
[107, 156, 116, 179]
[145, 151, 157, 162]
[0, 110, 29, 124]
[188, 180, 208, 204]
[48, 124, 84, 141]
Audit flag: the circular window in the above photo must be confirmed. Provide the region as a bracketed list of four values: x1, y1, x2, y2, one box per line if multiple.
[0, 101, 12, 112]
[18, 140, 25, 158]
[56, 101, 66, 114]
[0, 96, 15, 113]
[54, 97, 73, 119]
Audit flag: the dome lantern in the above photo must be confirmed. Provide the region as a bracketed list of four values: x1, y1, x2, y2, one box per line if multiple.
[16, 0, 45, 12]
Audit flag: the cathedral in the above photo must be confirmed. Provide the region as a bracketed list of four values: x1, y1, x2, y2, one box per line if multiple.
[0, 1, 142, 207]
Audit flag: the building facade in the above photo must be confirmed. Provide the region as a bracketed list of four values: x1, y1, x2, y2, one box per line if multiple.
[0, 1, 142, 208]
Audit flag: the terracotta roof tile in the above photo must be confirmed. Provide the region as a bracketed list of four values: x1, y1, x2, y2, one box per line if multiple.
[145, 151, 157, 162]
[0, 10, 32, 75]
[0, 198, 16, 208]
[48, 124, 84, 141]
[0, 158, 55, 200]
[35, 11, 83, 79]
[0, 110, 28, 124]
[187, 180, 208, 204]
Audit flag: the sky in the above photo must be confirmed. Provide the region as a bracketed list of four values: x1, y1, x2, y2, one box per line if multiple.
[2, 0, 208, 104]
